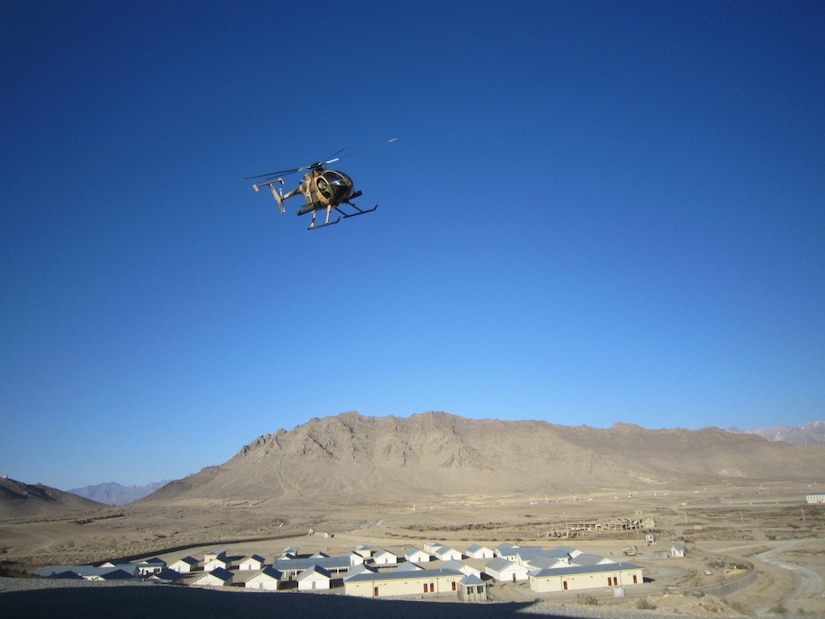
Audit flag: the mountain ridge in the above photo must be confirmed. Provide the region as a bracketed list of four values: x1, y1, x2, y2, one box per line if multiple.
[5, 414, 824, 519]
[0, 476, 103, 520]
[140, 411, 825, 506]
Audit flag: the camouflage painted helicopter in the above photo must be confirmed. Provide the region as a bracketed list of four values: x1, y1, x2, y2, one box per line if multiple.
[246, 137, 396, 230]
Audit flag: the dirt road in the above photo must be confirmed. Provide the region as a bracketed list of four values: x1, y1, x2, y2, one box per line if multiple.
[715, 537, 825, 616]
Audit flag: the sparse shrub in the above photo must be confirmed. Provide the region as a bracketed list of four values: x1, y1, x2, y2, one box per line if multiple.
[575, 593, 599, 606]
[727, 599, 749, 615]
[636, 597, 657, 610]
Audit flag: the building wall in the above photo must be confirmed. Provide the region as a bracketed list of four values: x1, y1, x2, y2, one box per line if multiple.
[169, 561, 194, 573]
[298, 575, 330, 591]
[239, 561, 262, 571]
[204, 559, 229, 572]
[529, 567, 643, 593]
[486, 567, 528, 582]
[457, 583, 487, 602]
[345, 572, 460, 598]
[245, 578, 279, 591]
[468, 548, 494, 559]
[194, 573, 231, 587]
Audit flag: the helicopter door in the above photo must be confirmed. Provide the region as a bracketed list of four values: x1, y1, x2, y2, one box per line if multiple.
[314, 175, 333, 200]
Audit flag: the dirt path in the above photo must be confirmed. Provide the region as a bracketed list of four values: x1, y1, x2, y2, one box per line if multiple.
[715, 537, 824, 616]
[751, 539, 824, 615]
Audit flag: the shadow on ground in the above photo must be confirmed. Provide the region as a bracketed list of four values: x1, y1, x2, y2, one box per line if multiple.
[1, 585, 582, 619]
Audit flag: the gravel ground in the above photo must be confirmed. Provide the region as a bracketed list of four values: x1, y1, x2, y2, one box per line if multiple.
[0, 578, 749, 619]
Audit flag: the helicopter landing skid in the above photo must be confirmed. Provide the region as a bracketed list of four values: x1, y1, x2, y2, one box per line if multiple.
[306, 200, 378, 230]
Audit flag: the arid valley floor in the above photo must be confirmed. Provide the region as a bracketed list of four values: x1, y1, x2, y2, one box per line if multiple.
[2, 481, 824, 618]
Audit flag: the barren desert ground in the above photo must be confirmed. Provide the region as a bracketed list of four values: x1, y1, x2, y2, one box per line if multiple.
[2, 482, 824, 618]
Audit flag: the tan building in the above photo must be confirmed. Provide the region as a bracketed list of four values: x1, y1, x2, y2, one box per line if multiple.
[457, 573, 487, 602]
[344, 567, 463, 598]
[528, 562, 643, 593]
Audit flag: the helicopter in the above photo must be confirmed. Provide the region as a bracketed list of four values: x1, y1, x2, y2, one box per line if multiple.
[246, 137, 397, 230]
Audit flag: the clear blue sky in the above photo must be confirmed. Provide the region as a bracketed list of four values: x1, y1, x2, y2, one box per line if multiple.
[2, 1, 823, 489]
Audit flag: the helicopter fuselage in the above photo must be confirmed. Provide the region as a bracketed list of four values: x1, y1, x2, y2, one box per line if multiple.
[295, 168, 354, 209]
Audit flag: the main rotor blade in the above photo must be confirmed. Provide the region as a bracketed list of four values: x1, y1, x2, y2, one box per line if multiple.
[334, 137, 398, 162]
[244, 138, 396, 181]
[244, 166, 306, 180]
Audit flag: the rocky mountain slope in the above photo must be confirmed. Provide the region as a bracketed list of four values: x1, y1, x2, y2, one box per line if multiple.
[0, 477, 102, 520]
[142, 411, 825, 506]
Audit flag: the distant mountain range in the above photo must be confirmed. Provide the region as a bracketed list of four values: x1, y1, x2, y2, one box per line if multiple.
[4, 414, 825, 520]
[727, 421, 825, 445]
[67, 480, 171, 505]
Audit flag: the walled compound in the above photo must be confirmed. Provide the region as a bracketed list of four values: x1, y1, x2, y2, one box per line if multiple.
[34, 540, 644, 601]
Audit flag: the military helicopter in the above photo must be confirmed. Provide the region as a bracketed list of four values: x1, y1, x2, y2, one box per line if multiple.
[246, 137, 397, 230]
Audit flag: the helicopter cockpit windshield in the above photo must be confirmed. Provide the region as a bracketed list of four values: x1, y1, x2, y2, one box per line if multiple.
[315, 170, 353, 201]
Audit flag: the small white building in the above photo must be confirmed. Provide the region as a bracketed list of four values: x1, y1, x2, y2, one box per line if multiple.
[245, 566, 282, 591]
[297, 565, 331, 591]
[354, 544, 373, 559]
[670, 543, 686, 558]
[465, 544, 494, 559]
[434, 545, 463, 561]
[136, 557, 166, 575]
[280, 546, 299, 559]
[495, 543, 522, 561]
[484, 557, 529, 583]
[238, 555, 266, 571]
[204, 556, 231, 572]
[169, 556, 198, 573]
[441, 559, 482, 579]
[149, 568, 184, 584]
[373, 549, 398, 565]
[193, 566, 233, 588]
[349, 551, 366, 566]
[404, 547, 431, 563]
[806, 493, 825, 504]
[457, 573, 487, 603]
[203, 549, 227, 562]
[423, 541, 442, 554]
